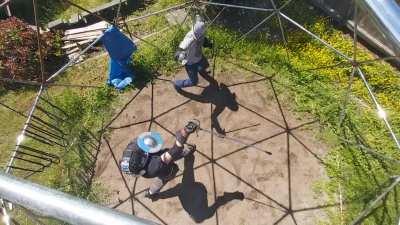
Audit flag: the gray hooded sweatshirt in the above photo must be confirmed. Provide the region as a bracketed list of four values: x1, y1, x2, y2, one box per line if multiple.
[178, 20, 206, 65]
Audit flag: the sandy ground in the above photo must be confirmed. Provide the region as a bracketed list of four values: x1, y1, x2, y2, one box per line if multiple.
[94, 64, 331, 225]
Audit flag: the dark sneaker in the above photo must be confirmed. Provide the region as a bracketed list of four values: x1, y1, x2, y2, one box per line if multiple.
[144, 189, 160, 202]
[173, 83, 182, 91]
[216, 191, 245, 205]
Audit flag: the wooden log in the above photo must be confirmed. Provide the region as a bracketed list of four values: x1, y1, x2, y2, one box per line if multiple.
[64, 36, 99, 41]
[62, 31, 103, 41]
[68, 53, 85, 63]
[66, 47, 80, 55]
[64, 21, 109, 35]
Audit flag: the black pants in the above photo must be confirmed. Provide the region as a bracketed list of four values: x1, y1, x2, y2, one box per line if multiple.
[145, 144, 183, 194]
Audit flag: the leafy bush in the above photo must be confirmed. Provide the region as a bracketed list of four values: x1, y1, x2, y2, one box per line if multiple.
[9, 0, 64, 24]
[9, 0, 112, 24]
[0, 17, 64, 86]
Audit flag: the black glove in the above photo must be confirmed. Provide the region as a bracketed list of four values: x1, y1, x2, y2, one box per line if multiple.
[203, 37, 213, 49]
[184, 120, 200, 134]
[175, 49, 185, 61]
[174, 50, 181, 61]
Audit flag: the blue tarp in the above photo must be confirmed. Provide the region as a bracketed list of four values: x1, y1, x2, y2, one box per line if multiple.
[101, 26, 137, 90]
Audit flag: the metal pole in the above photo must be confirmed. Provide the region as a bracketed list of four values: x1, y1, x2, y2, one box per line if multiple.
[5, 86, 44, 174]
[356, 67, 400, 150]
[0, 172, 158, 225]
[353, 1, 358, 62]
[0, 0, 10, 7]
[5, 3, 10, 16]
[208, 6, 226, 26]
[350, 176, 400, 225]
[239, 11, 277, 40]
[0, 0, 11, 16]
[237, 0, 293, 42]
[338, 137, 400, 165]
[358, 55, 400, 65]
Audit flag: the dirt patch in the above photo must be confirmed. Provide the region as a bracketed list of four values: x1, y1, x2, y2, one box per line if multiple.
[94, 65, 332, 225]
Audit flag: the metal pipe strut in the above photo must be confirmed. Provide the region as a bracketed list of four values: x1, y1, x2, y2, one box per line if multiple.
[349, 176, 400, 225]
[0, 172, 158, 225]
[356, 67, 400, 150]
[0, 0, 10, 8]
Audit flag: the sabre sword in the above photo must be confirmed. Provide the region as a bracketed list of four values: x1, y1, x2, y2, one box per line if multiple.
[196, 127, 273, 155]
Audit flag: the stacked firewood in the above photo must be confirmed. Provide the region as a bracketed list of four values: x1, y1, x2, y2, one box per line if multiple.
[62, 21, 109, 61]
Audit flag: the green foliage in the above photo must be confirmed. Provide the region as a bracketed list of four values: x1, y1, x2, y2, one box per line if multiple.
[0, 17, 64, 87]
[10, 0, 112, 24]
[0, 89, 37, 169]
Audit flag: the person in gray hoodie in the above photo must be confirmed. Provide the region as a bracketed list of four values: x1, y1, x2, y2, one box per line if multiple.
[174, 15, 213, 89]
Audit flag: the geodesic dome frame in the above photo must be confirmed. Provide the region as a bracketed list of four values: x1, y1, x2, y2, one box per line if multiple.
[0, 0, 400, 225]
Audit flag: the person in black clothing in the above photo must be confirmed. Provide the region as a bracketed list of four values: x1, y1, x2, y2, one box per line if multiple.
[119, 120, 199, 198]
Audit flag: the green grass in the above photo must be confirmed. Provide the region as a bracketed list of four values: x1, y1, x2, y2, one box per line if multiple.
[0, 54, 114, 224]
[2, 0, 400, 224]
[57, 0, 113, 21]
[0, 88, 38, 168]
[10, 0, 113, 24]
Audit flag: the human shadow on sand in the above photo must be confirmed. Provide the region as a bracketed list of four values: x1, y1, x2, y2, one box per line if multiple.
[176, 74, 239, 135]
[156, 154, 244, 223]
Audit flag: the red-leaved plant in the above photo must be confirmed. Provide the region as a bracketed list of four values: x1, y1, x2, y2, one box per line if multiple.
[0, 17, 64, 87]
